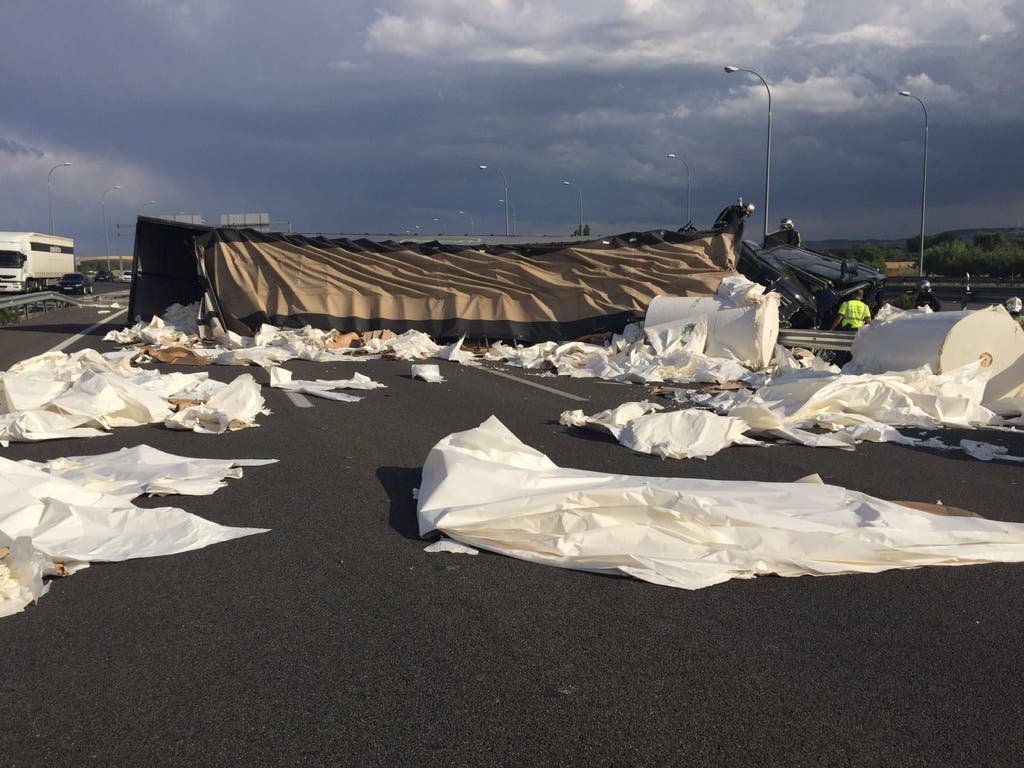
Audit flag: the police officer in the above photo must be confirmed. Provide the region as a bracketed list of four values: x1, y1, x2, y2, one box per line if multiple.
[1006, 296, 1024, 329]
[915, 279, 941, 311]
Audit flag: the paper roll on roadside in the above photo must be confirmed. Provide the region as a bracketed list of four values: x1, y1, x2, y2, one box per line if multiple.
[852, 305, 1024, 402]
[644, 293, 780, 369]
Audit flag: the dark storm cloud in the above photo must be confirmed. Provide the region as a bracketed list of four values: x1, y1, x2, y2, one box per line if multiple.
[2, 1, 1022, 255]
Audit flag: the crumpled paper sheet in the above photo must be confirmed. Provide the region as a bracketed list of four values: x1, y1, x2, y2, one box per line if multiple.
[560, 402, 664, 440]
[564, 361, 1003, 459]
[165, 374, 268, 433]
[561, 402, 760, 459]
[0, 349, 268, 443]
[423, 538, 479, 555]
[417, 417, 1024, 590]
[268, 367, 385, 401]
[22, 445, 277, 497]
[411, 364, 445, 383]
[438, 335, 480, 365]
[726, 361, 997, 434]
[0, 454, 268, 617]
[618, 409, 763, 459]
[1, 535, 54, 619]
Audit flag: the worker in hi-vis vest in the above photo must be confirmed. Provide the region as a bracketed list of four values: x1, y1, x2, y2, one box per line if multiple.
[831, 288, 872, 331]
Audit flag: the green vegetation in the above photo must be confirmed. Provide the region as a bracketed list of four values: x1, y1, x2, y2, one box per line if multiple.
[922, 232, 1024, 277]
[0, 307, 21, 325]
[828, 230, 1024, 278]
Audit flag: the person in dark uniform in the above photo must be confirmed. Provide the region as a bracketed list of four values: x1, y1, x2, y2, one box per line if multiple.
[713, 198, 755, 229]
[764, 218, 801, 247]
[814, 280, 839, 329]
[915, 279, 941, 311]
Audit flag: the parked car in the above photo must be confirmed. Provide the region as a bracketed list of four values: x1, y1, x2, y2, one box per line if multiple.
[94, 269, 114, 282]
[57, 272, 94, 295]
[118, 271, 133, 283]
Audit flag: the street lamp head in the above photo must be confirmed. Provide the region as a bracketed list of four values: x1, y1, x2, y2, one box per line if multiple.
[724, 65, 739, 73]
[478, 164, 488, 170]
[899, 90, 912, 97]
[61, 162, 72, 167]
[562, 180, 571, 186]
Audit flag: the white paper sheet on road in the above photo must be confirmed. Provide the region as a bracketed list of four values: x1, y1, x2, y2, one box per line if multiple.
[22, 446, 277, 497]
[0, 349, 270, 443]
[618, 409, 762, 459]
[0, 454, 269, 618]
[560, 402, 664, 440]
[411, 364, 445, 383]
[417, 417, 1024, 590]
[268, 368, 385, 402]
[562, 402, 760, 459]
[165, 374, 268, 433]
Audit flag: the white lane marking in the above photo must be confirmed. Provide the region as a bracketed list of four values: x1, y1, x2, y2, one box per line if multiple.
[284, 391, 314, 408]
[44, 308, 130, 354]
[475, 365, 588, 402]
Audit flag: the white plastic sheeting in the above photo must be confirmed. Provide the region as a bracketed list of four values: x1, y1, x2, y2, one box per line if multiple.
[561, 404, 759, 460]
[411, 364, 445, 383]
[164, 374, 268, 434]
[0, 453, 269, 618]
[852, 305, 1024, 403]
[22, 446, 277, 497]
[268, 368, 386, 402]
[417, 417, 1024, 590]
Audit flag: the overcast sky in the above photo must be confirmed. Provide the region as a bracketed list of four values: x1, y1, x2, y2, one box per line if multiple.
[3, 0, 1023, 256]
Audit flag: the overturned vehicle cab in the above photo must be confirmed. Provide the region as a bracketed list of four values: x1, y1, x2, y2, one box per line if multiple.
[738, 242, 886, 329]
[714, 198, 885, 329]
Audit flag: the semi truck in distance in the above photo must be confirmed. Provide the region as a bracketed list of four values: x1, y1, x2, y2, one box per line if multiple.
[0, 232, 76, 293]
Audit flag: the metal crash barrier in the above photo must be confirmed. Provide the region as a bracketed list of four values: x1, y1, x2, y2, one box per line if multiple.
[777, 327, 856, 352]
[0, 290, 130, 323]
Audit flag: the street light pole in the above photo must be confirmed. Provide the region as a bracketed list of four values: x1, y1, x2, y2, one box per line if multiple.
[47, 162, 72, 234]
[479, 164, 510, 237]
[724, 66, 772, 243]
[458, 210, 474, 235]
[101, 185, 121, 272]
[562, 180, 584, 236]
[900, 90, 929, 277]
[433, 217, 447, 235]
[666, 153, 692, 227]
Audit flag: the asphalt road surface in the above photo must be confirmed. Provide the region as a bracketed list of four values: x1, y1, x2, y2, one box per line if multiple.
[2, 303, 1023, 768]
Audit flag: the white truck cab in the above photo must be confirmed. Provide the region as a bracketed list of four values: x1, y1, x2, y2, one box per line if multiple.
[0, 232, 76, 293]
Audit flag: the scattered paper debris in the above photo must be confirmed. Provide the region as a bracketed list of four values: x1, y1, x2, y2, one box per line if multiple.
[417, 417, 1024, 590]
[424, 538, 479, 555]
[268, 368, 385, 401]
[22, 446, 277, 497]
[411, 364, 444, 383]
[0, 454, 268, 617]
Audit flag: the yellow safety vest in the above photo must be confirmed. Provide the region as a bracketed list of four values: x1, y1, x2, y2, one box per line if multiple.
[837, 299, 871, 329]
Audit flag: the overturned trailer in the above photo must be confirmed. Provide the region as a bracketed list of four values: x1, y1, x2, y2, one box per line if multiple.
[128, 216, 748, 342]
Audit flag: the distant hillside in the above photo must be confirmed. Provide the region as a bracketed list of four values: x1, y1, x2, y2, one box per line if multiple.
[807, 226, 1024, 252]
[805, 237, 905, 251]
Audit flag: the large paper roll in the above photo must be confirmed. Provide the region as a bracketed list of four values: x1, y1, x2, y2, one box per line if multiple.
[852, 306, 1024, 402]
[645, 294, 780, 369]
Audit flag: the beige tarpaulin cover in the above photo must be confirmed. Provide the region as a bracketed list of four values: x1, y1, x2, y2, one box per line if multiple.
[417, 417, 1024, 589]
[199, 228, 739, 340]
